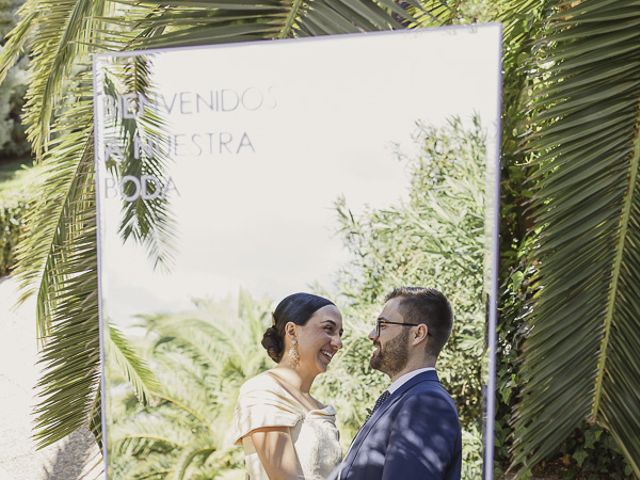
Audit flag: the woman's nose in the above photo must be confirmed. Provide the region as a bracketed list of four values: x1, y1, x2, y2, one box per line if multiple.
[333, 335, 343, 350]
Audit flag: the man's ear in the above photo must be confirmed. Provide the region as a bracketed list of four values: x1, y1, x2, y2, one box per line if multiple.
[412, 324, 428, 345]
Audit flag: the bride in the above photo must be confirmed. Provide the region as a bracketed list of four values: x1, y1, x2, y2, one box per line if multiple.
[232, 292, 344, 479]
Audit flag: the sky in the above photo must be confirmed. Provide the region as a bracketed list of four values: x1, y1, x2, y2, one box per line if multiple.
[94, 25, 501, 326]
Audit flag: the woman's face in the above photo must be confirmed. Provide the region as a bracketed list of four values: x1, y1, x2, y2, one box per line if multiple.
[294, 304, 343, 376]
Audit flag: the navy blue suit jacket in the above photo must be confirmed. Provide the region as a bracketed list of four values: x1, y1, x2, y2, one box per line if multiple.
[336, 370, 461, 480]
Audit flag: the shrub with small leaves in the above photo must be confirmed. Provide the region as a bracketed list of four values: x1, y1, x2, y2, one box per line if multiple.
[0, 199, 27, 275]
[316, 116, 488, 479]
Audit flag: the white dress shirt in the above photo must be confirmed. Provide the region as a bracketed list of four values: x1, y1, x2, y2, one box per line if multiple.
[387, 367, 436, 394]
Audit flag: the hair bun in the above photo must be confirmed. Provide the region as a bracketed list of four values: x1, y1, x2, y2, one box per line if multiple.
[261, 326, 284, 363]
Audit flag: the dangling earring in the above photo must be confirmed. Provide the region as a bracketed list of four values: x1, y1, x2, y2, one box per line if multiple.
[288, 337, 300, 368]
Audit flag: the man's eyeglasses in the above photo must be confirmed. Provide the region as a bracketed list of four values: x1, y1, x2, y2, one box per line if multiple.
[374, 319, 423, 337]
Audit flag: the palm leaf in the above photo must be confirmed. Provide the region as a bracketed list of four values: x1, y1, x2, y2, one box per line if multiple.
[110, 409, 196, 449]
[100, 0, 421, 50]
[511, 0, 640, 476]
[169, 438, 217, 480]
[13, 72, 94, 333]
[19, 0, 106, 158]
[26, 80, 101, 448]
[99, 57, 178, 269]
[143, 313, 235, 368]
[106, 322, 160, 405]
[110, 294, 271, 477]
[0, 1, 37, 85]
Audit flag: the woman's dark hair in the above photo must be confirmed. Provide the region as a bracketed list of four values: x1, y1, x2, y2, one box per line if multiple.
[261, 292, 334, 362]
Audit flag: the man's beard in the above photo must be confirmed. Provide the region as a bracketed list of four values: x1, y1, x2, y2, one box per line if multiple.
[370, 329, 409, 377]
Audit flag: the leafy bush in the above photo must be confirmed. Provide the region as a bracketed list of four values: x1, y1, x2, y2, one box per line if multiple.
[316, 115, 489, 479]
[0, 56, 29, 158]
[0, 198, 26, 275]
[0, 0, 30, 159]
[0, 160, 40, 276]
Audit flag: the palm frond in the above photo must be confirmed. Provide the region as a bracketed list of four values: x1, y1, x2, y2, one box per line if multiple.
[89, 388, 102, 447]
[511, 0, 640, 476]
[106, 322, 160, 405]
[142, 313, 229, 366]
[109, 294, 272, 476]
[0, 1, 37, 84]
[101, 0, 290, 49]
[151, 369, 215, 424]
[110, 409, 195, 449]
[13, 74, 94, 337]
[28, 109, 100, 448]
[20, 0, 105, 158]
[95, 0, 425, 50]
[294, 0, 404, 36]
[99, 57, 178, 269]
[4, 56, 101, 447]
[169, 438, 217, 480]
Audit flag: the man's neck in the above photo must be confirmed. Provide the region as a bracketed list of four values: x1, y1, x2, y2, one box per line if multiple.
[389, 358, 436, 383]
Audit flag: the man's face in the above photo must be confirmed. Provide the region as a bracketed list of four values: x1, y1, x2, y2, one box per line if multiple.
[368, 297, 410, 377]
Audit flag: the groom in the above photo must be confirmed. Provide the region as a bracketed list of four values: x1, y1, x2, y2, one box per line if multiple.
[335, 286, 461, 480]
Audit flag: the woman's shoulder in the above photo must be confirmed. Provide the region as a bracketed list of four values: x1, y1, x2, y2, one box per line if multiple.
[238, 370, 336, 415]
[232, 371, 304, 445]
[238, 370, 284, 395]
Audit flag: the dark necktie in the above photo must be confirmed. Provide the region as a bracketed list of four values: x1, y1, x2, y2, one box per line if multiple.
[365, 390, 390, 422]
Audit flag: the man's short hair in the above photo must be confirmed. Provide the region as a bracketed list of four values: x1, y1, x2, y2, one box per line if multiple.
[385, 286, 453, 357]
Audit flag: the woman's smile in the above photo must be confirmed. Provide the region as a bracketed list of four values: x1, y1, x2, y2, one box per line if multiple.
[318, 348, 336, 368]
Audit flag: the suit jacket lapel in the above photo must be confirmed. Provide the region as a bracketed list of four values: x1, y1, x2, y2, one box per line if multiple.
[342, 370, 440, 474]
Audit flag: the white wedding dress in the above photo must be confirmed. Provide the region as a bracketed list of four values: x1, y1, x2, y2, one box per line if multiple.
[232, 371, 342, 479]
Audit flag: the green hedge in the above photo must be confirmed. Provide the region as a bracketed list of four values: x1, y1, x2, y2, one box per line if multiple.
[0, 198, 27, 276]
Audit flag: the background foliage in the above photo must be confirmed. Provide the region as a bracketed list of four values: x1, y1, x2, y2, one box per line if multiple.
[0, 0, 32, 275]
[107, 294, 268, 480]
[0, 196, 26, 274]
[0, 0, 29, 158]
[319, 115, 488, 479]
[0, 159, 39, 275]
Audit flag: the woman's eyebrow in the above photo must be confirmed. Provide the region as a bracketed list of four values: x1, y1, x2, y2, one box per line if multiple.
[322, 319, 343, 336]
[322, 319, 342, 331]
